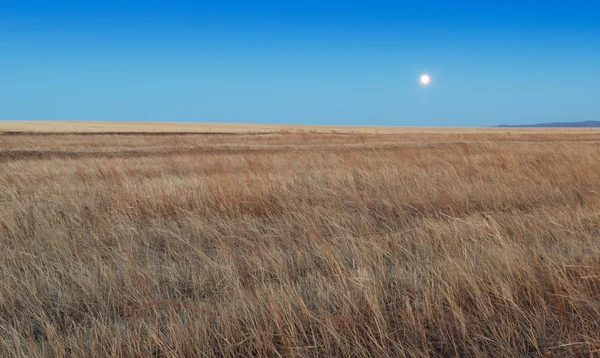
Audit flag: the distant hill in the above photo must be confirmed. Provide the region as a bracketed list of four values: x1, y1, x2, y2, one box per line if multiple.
[497, 121, 600, 128]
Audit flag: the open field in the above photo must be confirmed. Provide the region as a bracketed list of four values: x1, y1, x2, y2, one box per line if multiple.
[1, 127, 600, 357]
[3, 120, 600, 134]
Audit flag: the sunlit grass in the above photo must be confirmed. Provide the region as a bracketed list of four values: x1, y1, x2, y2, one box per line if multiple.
[1, 130, 599, 357]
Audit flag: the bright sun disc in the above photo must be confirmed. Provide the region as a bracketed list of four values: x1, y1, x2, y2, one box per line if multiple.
[420, 74, 431, 85]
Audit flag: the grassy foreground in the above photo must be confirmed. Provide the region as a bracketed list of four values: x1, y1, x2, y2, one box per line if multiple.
[1, 129, 600, 357]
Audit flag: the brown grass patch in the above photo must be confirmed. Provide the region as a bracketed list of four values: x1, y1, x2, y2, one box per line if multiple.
[1, 129, 600, 357]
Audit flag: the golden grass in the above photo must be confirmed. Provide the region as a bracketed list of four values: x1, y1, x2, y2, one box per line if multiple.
[2, 120, 600, 134]
[1, 129, 600, 357]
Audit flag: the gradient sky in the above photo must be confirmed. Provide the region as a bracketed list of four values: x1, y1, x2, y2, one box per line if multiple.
[2, 1, 599, 126]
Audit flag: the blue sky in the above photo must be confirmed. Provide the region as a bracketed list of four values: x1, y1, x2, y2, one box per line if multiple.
[1, 1, 599, 126]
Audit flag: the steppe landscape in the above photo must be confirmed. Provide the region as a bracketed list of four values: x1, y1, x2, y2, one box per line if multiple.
[1, 122, 600, 357]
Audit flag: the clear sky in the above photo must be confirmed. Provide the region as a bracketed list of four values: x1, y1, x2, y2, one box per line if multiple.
[2, 1, 599, 126]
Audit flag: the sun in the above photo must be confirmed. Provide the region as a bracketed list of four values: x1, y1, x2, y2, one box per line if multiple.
[420, 74, 431, 85]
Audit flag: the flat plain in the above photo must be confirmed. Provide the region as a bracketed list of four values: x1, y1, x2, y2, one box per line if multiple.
[1, 120, 596, 134]
[1, 122, 600, 357]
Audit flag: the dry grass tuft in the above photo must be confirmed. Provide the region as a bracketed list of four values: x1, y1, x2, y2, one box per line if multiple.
[1, 129, 600, 357]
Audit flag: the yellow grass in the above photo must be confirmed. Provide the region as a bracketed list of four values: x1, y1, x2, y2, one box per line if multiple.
[1, 127, 600, 357]
[2, 120, 600, 134]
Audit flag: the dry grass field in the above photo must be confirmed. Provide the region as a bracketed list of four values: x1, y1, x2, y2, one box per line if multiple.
[1, 120, 595, 134]
[1, 124, 600, 357]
